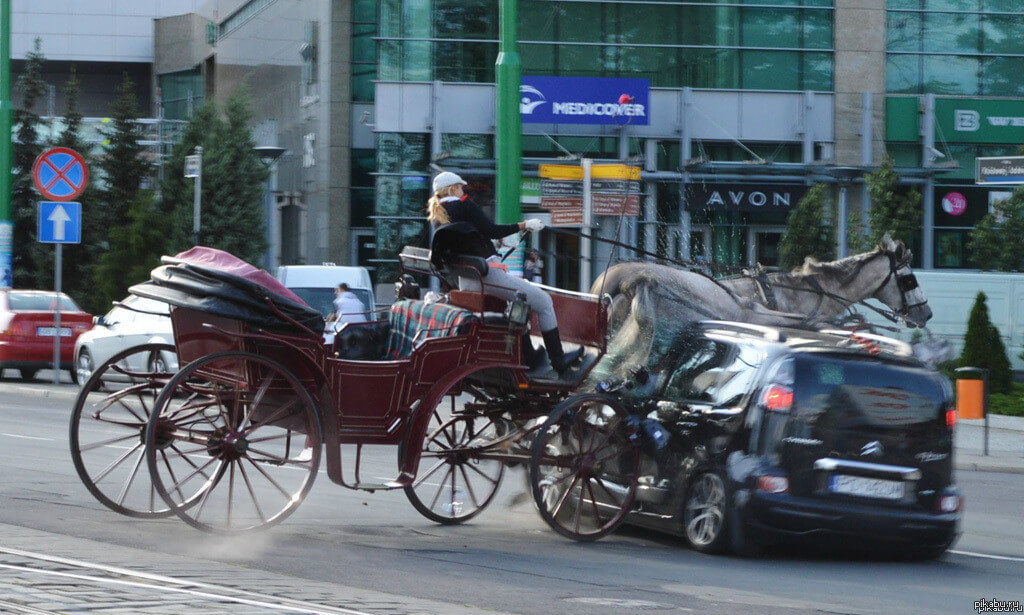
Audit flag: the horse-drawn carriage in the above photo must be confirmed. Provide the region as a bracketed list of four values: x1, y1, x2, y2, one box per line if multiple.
[69, 246, 643, 539]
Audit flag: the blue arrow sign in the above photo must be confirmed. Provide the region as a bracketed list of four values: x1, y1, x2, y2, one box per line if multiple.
[38, 202, 82, 244]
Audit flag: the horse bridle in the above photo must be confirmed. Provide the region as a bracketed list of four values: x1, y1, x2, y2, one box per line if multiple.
[871, 248, 927, 317]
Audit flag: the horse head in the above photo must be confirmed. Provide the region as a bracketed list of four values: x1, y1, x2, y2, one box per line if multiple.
[871, 234, 932, 327]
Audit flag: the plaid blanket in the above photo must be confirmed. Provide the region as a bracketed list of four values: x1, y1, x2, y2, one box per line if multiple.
[385, 299, 477, 359]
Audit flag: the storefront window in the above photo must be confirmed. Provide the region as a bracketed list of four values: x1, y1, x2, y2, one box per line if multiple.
[375, 134, 430, 281]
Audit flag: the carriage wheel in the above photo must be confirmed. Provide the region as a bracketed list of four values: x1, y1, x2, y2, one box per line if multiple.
[69, 343, 179, 518]
[529, 393, 640, 541]
[145, 351, 322, 533]
[402, 384, 506, 525]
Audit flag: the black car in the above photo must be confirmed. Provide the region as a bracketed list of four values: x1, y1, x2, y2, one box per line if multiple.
[607, 321, 961, 559]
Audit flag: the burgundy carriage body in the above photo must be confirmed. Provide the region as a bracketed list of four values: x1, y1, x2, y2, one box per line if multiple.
[169, 283, 608, 488]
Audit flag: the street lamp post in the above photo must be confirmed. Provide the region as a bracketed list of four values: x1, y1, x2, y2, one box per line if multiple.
[184, 146, 203, 246]
[253, 146, 287, 271]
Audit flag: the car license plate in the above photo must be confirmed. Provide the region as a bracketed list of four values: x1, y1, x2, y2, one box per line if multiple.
[830, 475, 903, 500]
[36, 327, 72, 337]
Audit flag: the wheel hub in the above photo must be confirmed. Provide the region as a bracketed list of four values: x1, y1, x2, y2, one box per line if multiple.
[149, 418, 176, 450]
[207, 430, 248, 461]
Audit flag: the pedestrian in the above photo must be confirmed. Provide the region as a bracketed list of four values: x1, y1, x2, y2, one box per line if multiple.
[426, 171, 582, 375]
[331, 283, 368, 329]
[524, 249, 543, 284]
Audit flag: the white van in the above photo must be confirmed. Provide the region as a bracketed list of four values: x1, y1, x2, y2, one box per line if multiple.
[276, 265, 376, 341]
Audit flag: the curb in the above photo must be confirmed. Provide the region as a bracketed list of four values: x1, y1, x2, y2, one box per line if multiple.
[0, 383, 79, 400]
[954, 460, 1024, 475]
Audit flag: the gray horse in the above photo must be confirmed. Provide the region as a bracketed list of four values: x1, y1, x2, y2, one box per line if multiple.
[589, 235, 932, 377]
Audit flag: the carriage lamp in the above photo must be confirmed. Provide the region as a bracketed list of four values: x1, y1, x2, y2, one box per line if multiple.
[505, 292, 531, 328]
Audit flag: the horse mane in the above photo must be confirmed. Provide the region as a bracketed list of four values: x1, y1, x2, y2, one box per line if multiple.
[788, 247, 882, 280]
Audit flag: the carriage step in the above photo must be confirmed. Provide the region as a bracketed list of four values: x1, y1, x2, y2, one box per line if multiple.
[352, 474, 413, 492]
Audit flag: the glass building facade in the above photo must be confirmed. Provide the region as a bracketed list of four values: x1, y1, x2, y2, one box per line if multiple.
[373, 0, 837, 281]
[886, 0, 1024, 268]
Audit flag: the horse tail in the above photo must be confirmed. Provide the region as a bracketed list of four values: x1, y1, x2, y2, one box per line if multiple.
[590, 273, 660, 384]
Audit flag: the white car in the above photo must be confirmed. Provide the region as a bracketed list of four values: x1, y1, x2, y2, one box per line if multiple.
[74, 296, 178, 385]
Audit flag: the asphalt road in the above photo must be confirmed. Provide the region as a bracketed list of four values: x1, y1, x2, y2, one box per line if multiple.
[1, 376, 1023, 615]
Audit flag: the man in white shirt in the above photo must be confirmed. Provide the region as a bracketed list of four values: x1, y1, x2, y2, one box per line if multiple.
[332, 283, 368, 327]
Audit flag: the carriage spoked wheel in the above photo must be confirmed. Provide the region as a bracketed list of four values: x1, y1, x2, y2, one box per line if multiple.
[402, 384, 507, 525]
[145, 351, 322, 533]
[69, 343, 180, 518]
[528, 393, 641, 541]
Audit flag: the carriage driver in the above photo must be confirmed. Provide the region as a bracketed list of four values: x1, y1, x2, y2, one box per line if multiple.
[427, 172, 583, 375]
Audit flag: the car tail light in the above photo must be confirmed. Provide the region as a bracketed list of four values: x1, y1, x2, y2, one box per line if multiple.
[760, 385, 793, 412]
[945, 407, 957, 428]
[757, 475, 789, 494]
[936, 493, 961, 513]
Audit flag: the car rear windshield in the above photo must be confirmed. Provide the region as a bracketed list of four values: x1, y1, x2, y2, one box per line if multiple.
[794, 355, 946, 427]
[289, 287, 372, 319]
[6, 292, 80, 312]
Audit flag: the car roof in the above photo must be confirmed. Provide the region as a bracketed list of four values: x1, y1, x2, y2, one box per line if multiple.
[697, 321, 917, 363]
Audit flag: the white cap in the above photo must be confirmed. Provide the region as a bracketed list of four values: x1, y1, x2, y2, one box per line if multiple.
[432, 171, 467, 194]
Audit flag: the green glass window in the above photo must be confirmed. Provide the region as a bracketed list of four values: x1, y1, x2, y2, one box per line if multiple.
[922, 55, 979, 94]
[887, 1, 1024, 95]
[887, 11, 921, 52]
[922, 12, 979, 54]
[435, 41, 497, 82]
[886, 55, 921, 93]
[441, 134, 493, 159]
[742, 8, 800, 49]
[433, 0, 498, 39]
[353, 0, 376, 23]
[982, 57, 1024, 96]
[742, 50, 800, 90]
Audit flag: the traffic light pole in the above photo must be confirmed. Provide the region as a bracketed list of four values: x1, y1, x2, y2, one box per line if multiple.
[0, 0, 13, 289]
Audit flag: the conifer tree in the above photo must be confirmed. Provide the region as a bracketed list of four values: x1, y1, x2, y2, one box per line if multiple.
[100, 74, 150, 225]
[56, 66, 107, 313]
[162, 93, 268, 264]
[94, 191, 169, 303]
[865, 158, 922, 249]
[958, 292, 1012, 394]
[11, 39, 47, 287]
[778, 183, 836, 270]
[967, 188, 1024, 271]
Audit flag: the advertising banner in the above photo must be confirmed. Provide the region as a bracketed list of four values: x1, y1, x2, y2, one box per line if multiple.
[685, 183, 808, 212]
[938, 98, 1024, 144]
[521, 76, 650, 126]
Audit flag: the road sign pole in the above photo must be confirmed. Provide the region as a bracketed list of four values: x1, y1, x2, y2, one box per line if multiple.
[580, 158, 592, 292]
[52, 244, 62, 384]
[192, 146, 202, 246]
[0, 0, 12, 289]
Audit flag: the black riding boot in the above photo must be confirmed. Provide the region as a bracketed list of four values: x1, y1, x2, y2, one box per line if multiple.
[521, 331, 545, 369]
[542, 328, 583, 375]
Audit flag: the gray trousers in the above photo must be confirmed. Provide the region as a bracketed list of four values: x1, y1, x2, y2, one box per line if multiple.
[459, 267, 557, 331]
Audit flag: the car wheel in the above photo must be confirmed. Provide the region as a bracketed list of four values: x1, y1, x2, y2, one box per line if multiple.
[76, 349, 94, 386]
[683, 470, 731, 554]
[19, 369, 39, 381]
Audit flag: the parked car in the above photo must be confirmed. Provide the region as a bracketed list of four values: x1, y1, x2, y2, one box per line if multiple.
[594, 322, 960, 559]
[74, 295, 177, 385]
[276, 264, 375, 343]
[0, 290, 92, 382]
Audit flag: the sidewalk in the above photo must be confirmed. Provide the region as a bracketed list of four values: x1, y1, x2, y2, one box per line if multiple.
[5, 378, 1023, 474]
[955, 414, 1024, 474]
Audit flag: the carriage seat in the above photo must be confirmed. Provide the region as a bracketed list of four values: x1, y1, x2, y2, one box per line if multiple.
[333, 299, 479, 361]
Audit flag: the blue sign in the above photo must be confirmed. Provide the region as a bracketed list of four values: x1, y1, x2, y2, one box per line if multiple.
[37, 202, 82, 244]
[0, 221, 11, 289]
[521, 76, 650, 126]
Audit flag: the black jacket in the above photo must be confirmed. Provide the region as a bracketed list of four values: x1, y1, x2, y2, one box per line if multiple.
[435, 196, 518, 258]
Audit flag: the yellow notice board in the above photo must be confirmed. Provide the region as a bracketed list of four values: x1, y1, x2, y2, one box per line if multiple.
[538, 163, 641, 180]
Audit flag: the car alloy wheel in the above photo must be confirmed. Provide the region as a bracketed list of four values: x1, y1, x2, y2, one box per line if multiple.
[684, 471, 727, 551]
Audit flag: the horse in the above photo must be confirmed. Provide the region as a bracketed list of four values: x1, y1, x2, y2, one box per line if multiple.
[589, 234, 932, 378]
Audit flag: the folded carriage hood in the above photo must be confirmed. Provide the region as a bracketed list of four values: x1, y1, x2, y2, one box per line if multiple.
[129, 247, 325, 336]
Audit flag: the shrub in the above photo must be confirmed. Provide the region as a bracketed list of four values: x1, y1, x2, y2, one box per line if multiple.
[958, 292, 1013, 394]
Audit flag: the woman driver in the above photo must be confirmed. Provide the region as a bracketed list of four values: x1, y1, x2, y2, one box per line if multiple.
[427, 171, 582, 375]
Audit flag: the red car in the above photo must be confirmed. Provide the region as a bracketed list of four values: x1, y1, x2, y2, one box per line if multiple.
[0, 290, 92, 382]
